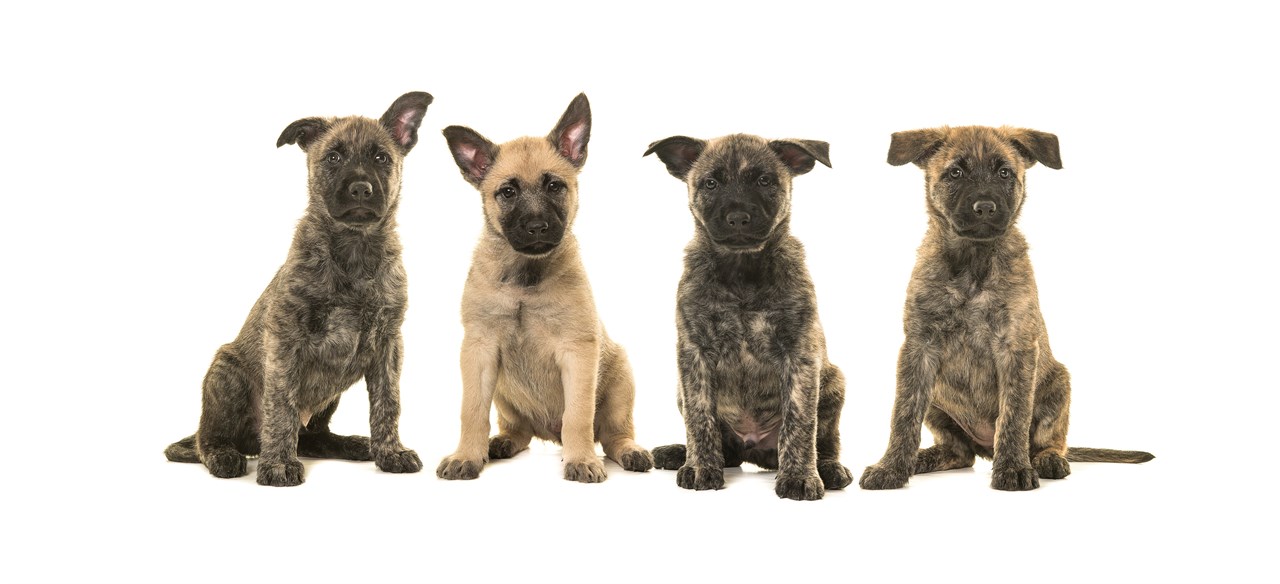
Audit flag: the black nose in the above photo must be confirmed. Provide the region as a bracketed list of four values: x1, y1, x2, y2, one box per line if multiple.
[973, 200, 997, 216]
[348, 181, 373, 200]
[524, 220, 549, 235]
[726, 211, 751, 228]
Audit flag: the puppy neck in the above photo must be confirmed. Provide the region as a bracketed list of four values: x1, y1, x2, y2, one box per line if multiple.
[295, 210, 398, 279]
[926, 217, 1028, 283]
[691, 222, 796, 286]
[478, 230, 578, 289]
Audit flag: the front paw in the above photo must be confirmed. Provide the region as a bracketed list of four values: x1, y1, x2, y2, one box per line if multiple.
[991, 466, 1040, 491]
[436, 454, 484, 480]
[776, 471, 825, 501]
[651, 444, 686, 470]
[376, 449, 423, 474]
[257, 459, 305, 487]
[818, 460, 853, 490]
[675, 465, 724, 491]
[618, 448, 654, 472]
[564, 459, 607, 483]
[859, 464, 909, 490]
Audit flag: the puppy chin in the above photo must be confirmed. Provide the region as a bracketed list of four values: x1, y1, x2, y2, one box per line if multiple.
[949, 221, 1008, 241]
[509, 241, 561, 256]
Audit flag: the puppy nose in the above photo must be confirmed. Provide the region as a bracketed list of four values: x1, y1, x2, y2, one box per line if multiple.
[525, 220, 549, 235]
[726, 211, 751, 228]
[348, 181, 374, 200]
[973, 200, 997, 216]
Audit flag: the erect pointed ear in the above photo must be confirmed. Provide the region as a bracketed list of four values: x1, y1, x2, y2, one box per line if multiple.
[547, 93, 591, 167]
[443, 126, 499, 187]
[887, 128, 945, 167]
[276, 117, 330, 150]
[643, 136, 706, 180]
[1007, 128, 1062, 170]
[769, 139, 832, 175]
[380, 91, 433, 153]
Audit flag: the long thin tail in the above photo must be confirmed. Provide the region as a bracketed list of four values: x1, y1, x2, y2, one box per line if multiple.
[165, 434, 200, 463]
[1066, 447, 1154, 463]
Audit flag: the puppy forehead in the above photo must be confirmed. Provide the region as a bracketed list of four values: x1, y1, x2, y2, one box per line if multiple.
[936, 126, 1020, 170]
[694, 134, 780, 177]
[314, 117, 397, 153]
[484, 137, 577, 189]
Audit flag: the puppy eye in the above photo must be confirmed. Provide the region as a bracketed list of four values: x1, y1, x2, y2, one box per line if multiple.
[757, 175, 774, 187]
[998, 168, 1011, 179]
[702, 178, 718, 190]
[948, 168, 963, 179]
[374, 152, 390, 164]
[326, 152, 342, 165]
[547, 181, 565, 193]
[498, 186, 517, 199]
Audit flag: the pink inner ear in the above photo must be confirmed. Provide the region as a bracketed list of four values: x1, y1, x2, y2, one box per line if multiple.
[459, 144, 489, 179]
[560, 121, 587, 161]
[777, 146, 808, 170]
[394, 108, 420, 146]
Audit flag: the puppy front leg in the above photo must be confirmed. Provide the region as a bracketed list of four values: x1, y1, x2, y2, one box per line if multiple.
[366, 333, 421, 473]
[775, 358, 824, 501]
[558, 341, 606, 483]
[257, 333, 304, 487]
[675, 342, 724, 490]
[437, 336, 498, 480]
[991, 344, 1040, 491]
[860, 338, 940, 490]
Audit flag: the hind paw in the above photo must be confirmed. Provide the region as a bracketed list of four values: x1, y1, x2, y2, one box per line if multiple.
[204, 451, 248, 479]
[818, 460, 853, 490]
[1033, 452, 1071, 480]
[652, 444, 686, 470]
[488, 435, 526, 460]
[617, 448, 654, 472]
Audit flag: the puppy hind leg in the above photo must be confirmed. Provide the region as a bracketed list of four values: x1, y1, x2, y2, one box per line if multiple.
[488, 409, 533, 460]
[195, 347, 255, 479]
[914, 406, 977, 474]
[297, 397, 373, 461]
[1030, 364, 1071, 479]
[594, 352, 653, 472]
[815, 364, 853, 490]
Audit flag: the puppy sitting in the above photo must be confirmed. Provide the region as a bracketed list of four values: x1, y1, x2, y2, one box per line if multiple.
[164, 92, 431, 486]
[437, 94, 652, 483]
[860, 126, 1153, 491]
[645, 134, 852, 501]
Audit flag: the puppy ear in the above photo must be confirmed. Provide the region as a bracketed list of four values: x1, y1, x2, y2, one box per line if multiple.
[443, 126, 499, 187]
[643, 136, 706, 180]
[276, 117, 329, 150]
[380, 91, 433, 153]
[547, 93, 591, 167]
[887, 129, 945, 167]
[769, 139, 832, 175]
[1007, 128, 1062, 170]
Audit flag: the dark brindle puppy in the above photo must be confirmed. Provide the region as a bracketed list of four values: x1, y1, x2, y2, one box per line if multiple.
[645, 134, 852, 501]
[860, 126, 1153, 491]
[164, 92, 431, 486]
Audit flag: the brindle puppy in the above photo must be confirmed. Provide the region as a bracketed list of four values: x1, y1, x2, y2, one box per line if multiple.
[164, 92, 431, 486]
[645, 134, 852, 501]
[859, 126, 1153, 491]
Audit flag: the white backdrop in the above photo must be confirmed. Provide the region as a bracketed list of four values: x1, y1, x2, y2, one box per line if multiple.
[3, 2, 1275, 583]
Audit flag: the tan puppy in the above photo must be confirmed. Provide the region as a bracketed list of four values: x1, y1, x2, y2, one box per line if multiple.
[436, 94, 653, 483]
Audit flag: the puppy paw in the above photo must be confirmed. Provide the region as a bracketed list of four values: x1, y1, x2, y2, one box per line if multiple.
[651, 444, 687, 470]
[436, 455, 484, 480]
[488, 435, 524, 460]
[256, 459, 305, 487]
[775, 471, 825, 501]
[991, 466, 1040, 491]
[859, 464, 909, 490]
[564, 459, 607, 483]
[618, 448, 654, 472]
[675, 465, 724, 491]
[1033, 452, 1071, 480]
[818, 460, 853, 490]
[204, 451, 248, 479]
[376, 449, 423, 474]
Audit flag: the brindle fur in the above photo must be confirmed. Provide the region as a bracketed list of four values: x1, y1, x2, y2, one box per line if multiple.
[436, 94, 652, 483]
[164, 92, 432, 486]
[645, 134, 852, 501]
[860, 126, 1153, 491]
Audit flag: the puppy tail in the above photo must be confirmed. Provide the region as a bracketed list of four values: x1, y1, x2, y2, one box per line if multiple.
[1066, 447, 1154, 464]
[164, 434, 200, 463]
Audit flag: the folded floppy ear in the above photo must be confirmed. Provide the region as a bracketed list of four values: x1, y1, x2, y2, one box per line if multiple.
[547, 93, 591, 167]
[380, 91, 433, 153]
[443, 126, 499, 187]
[769, 139, 832, 175]
[887, 128, 945, 167]
[276, 117, 330, 150]
[643, 136, 706, 180]
[1007, 128, 1062, 169]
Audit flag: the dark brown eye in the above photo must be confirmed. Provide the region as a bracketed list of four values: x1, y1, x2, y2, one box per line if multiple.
[547, 181, 565, 193]
[374, 152, 390, 164]
[498, 185, 516, 199]
[326, 152, 342, 165]
[702, 178, 718, 190]
[948, 168, 963, 179]
[758, 175, 774, 187]
[998, 168, 1011, 179]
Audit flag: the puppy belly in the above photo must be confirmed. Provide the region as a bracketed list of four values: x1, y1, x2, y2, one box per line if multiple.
[494, 373, 567, 441]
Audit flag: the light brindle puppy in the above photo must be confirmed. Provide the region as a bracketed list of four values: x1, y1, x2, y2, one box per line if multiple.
[860, 126, 1153, 491]
[164, 92, 431, 486]
[436, 94, 652, 483]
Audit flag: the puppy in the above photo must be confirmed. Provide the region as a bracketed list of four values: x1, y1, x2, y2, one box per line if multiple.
[645, 134, 852, 501]
[436, 94, 652, 483]
[164, 92, 431, 486]
[859, 126, 1153, 491]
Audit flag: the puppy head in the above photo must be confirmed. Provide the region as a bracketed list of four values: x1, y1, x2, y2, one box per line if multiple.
[444, 93, 590, 256]
[277, 91, 432, 229]
[888, 125, 1060, 241]
[646, 134, 830, 253]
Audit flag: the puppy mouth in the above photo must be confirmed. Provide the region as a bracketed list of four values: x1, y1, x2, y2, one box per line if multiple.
[711, 234, 768, 250]
[513, 241, 559, 255]
[951, 222, 1007, 240]
[336, 208, 382, 224]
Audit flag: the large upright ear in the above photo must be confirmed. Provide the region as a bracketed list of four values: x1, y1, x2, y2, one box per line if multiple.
[769, 139, 832, 175]
[643, 136, 706, 180]
[276, 117, 330, 150]
[547, 93, 591, 167]
[887, 128, 945, 167]
[443, 126, 499, 187]
[380, 91, 433, 154]
[1007, 128, 1062, 169]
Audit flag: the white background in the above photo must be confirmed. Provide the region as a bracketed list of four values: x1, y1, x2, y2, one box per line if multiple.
[3, 2, 1276, 583]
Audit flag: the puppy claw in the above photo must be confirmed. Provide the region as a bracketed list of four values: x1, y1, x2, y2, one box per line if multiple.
[675, 465, 724, 491]
[652, 444, 687, 470]
[564, 459, 607, 483]
[257, 459, 305, 487]
[436, 455, 484, 480]
[775, 471, 825, 501]
[1033, 452, 1071, 480]
[817, 460, 853, 490]
[376, 449, 423, 474]
[992, 466, 1040, 491]
[859, 464, 909, 490]
[204, 451, 248, 479]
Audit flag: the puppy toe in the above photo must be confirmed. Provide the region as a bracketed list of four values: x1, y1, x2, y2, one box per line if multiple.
[204, 451, 248, 479]
[257, 459, 305, 487]
[675, 465, 724, 491]
[564, 460, 607, 483]
[818, 461, 853, 490]
[618, 448, 654, 472]
[651, 444, 687, 470]
[436, 455, 484, 480]
[859, 464, 909, 490]
[1033, 452, 1071, 480]
[775, 472, 825, 501]
[991, 466, 1040, 491]
[376, 449, 423, 474]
